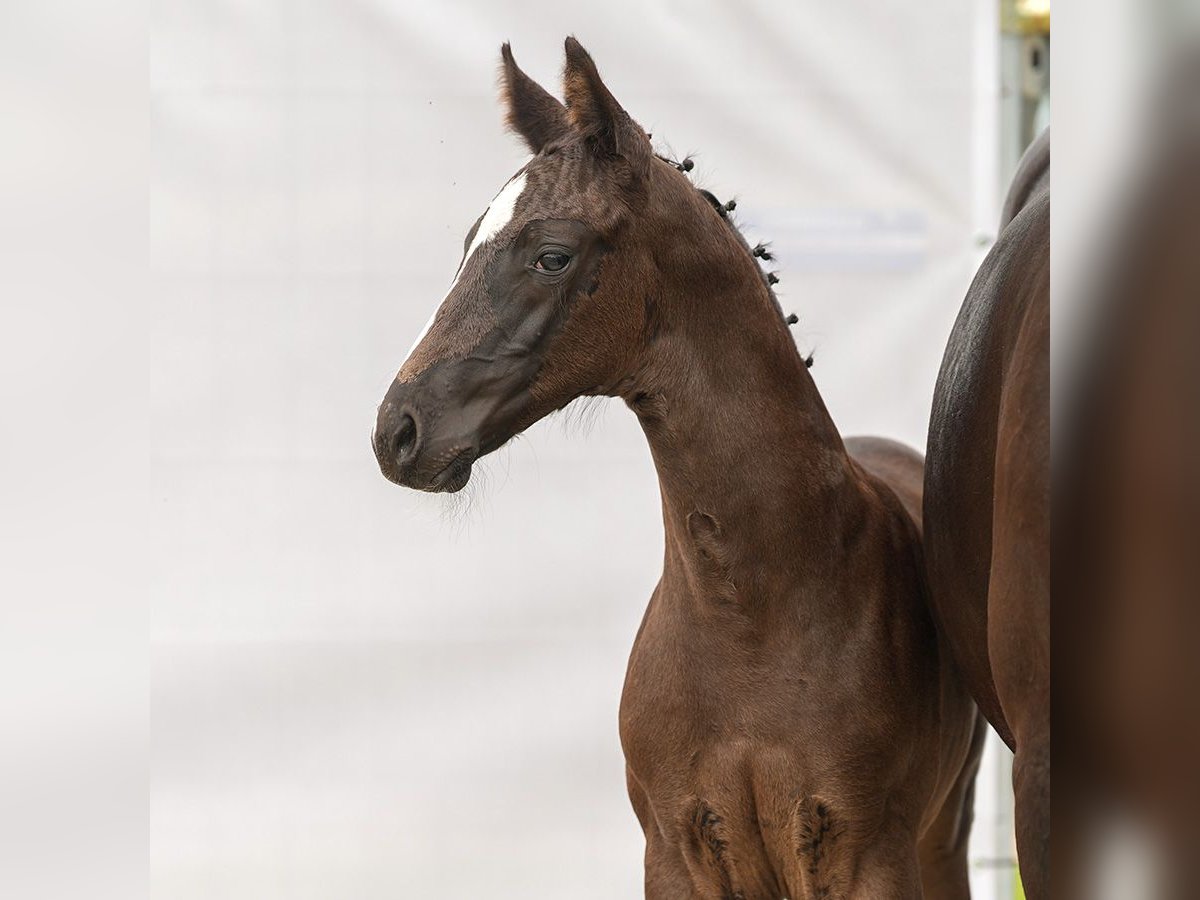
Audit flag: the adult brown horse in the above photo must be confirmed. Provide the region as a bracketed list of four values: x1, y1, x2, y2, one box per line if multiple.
[924, 131, 1050, 897]
[374, 39, 983, 898]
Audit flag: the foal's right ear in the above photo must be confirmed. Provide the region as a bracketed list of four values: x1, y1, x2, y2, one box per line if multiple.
[500, 43, 571, 154]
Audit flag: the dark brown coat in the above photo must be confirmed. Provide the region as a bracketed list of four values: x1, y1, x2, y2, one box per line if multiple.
[924, 130, 1050, 898]
[374, 39, 983, 898]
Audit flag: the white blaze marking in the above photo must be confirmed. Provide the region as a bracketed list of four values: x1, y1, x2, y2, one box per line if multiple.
[401, 172, 529, 364]
[403, 304, 442, 361]
[462, 171, 528, 270]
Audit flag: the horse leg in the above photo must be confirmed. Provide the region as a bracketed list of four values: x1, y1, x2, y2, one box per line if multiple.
[989, 482, 1051, 896]
[989, 290, 1050, 898]
[643, 841, 698, 900]
[991, 537, 1051, 900]
[1010, 728, 1050, 899]
[789, 799, 924, 900]
[845, 827, 925, 899]
[626, 768, 698, 899]
[918, 711, 987, 900]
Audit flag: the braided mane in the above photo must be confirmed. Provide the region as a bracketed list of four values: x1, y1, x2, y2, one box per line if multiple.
[654, 152, 814, 368]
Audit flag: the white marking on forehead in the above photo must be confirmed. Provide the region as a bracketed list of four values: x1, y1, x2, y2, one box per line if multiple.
[461, 171, 528, 273]
[400, 171, 529, 366]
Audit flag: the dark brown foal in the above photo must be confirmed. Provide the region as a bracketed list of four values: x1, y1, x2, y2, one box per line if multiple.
[373, 39, 982, 898]
[924, 130, 1050, 898]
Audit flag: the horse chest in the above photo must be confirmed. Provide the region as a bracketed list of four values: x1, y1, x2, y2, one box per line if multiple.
[619, 588, 833, 774]
[619, 688, 853, 900]
[619, 608, 815, 870]
[617, 585, 914, 897]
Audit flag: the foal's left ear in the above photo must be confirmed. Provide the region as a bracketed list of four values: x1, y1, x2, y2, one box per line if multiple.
[562, 37, 651, 175]
[500, 42, 571, 154]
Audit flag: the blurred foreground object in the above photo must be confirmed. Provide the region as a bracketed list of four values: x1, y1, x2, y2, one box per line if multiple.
[1058, 41, 1200, 900]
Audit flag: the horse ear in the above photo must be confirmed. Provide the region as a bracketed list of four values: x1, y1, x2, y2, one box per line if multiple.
[500, 42, 570, 154]
[562, 37, 650, 173]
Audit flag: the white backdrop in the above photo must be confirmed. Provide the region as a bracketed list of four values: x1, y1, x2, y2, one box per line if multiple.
[150, 2, 1006, 897]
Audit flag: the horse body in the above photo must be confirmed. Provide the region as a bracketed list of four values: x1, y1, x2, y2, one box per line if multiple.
[374, 39, 982, 898]
[620, 404, 983, 898]
[924, 131, 1050, 896]
[609, 239, 980, 895]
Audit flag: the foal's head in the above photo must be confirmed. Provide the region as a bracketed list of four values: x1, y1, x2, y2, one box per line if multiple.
[373, 38, 760, 492]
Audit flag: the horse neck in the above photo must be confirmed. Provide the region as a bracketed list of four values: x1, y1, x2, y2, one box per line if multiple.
[624, 212, 863, 606]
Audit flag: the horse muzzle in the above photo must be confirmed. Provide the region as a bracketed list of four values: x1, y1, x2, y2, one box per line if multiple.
[373, 398, 477, 493]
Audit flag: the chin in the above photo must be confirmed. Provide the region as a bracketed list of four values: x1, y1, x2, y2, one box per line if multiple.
[428, 459, 474, 493]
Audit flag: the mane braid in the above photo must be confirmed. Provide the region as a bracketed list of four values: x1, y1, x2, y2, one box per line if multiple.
[653, 151, 815, 368]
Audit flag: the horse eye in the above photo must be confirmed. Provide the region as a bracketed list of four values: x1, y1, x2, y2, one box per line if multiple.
[535, 252, 570, 272]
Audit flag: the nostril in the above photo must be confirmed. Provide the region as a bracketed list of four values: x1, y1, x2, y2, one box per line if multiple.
[390, 413, 417, 462]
